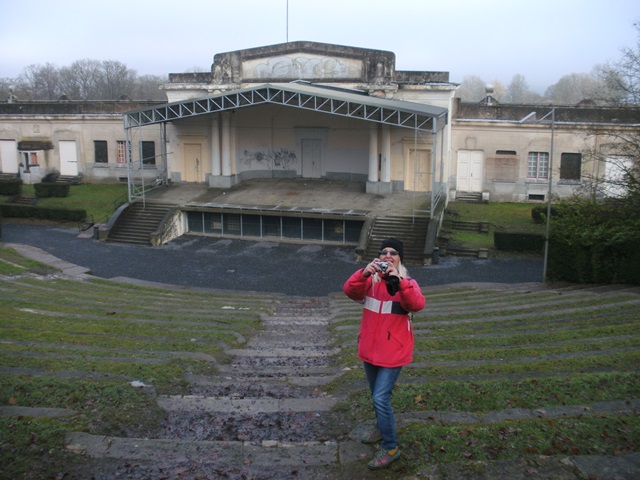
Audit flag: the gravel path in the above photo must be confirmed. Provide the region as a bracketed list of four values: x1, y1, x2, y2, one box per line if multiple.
[1, 223, 544, 296]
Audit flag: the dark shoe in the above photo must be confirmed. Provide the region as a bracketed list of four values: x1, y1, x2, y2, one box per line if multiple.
[360, 426, 382, 444]
[367, 448, 402, 469]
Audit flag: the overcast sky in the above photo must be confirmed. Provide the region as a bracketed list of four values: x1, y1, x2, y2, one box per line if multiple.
[1, 0, 638, 93]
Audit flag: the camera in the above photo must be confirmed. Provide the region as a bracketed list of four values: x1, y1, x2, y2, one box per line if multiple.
[377, 261, 389, 273]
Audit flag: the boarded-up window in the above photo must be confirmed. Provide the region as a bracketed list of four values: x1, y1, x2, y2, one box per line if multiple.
[142, 141, 156, 165]
[560, 153, 581, 181]
[486, 153, 519, 181]
[94, 141, 108, 163]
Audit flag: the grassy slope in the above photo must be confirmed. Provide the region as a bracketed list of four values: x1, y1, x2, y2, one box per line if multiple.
[444, 202, 546, 253]
[1, 183, 128, 223]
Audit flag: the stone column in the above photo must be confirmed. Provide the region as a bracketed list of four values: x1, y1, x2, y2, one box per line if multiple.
[211, 115, 221, 176]
[221, 112, 231, 176]
[368, 124, 379, 182]
[380, 125, 391, 183]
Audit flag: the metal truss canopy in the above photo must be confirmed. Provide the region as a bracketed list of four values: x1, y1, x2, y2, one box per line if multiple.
[124, 83, 448, 132]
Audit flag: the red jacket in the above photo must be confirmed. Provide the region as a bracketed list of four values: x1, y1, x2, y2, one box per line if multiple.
[343, 269, 425, 368]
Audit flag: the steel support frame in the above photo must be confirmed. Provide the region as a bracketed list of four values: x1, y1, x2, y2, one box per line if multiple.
[124, 84, 447, 212]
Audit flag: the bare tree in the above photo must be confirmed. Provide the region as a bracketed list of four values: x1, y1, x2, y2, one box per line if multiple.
[599, 21, 640, 104]
[456, 75, 487, 102]
[59, 59, 103, 100]
[95, 60, 137, 100]
[19, 63, 62, 100]
[582, 21, 640, 201]
[544, 72, 607, 104]
[489, 79, 507, 102]
[132, 74, 168, 101]
[505, 74, 536, 103]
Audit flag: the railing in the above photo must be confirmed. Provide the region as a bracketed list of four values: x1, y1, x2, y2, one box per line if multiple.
[77, 214, 94, 233]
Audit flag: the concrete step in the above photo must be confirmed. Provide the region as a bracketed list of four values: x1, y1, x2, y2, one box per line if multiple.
[65, 431, 368, 466]
[157, 395, 338, 414]
[364, 215, 429, 264]
[107, 202, 176, 245]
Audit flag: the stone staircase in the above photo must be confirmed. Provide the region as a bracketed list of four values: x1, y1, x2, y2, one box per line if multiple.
[6, 195, 37, 205]
[107, 201, 176, 245]
[54, 175, 83, 184]
[364, 215, 429, 265]
[455, 191, 483, 203]
[65, 297, 369, 478]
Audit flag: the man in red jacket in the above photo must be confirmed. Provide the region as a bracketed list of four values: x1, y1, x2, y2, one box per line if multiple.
[343, 237, 425, 470]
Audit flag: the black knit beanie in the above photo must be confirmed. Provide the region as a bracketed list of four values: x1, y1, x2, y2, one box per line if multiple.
[380, 237, 404, 262]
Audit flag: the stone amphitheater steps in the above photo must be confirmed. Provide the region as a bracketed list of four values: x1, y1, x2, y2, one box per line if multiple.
[64, 296, 369, 476]
[3, 247, 637, 479]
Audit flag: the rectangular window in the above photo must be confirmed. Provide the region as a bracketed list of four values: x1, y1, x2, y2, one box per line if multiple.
[262, 216, 281, 238]
[187, 211, 204, 233]
[21, 151, 39, 172]
[303, 218, 323, 240]
[560, 153, 581, 181]
[94, 140, 108, 163]
[282, 217, 302, 238]
[116, 141, 126, 165]
[528, 152, 549, 179]
[223, 214, 241, 234]
[203, 212, 222, 234]
[142, 141, 156, 165]
[242, 215, 261, 237]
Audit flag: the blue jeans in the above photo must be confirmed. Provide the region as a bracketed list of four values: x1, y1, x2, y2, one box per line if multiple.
[363, 362, 402, 450]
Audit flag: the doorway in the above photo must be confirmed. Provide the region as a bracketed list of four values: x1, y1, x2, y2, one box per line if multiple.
[59, 141, 79, 176]
[406, 148, 432, 192]
[183, 143, 204, 182]
[457, 150, 484, 192]
[301, 138, 322, 178]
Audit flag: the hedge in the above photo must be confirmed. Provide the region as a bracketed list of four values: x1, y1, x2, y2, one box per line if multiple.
[531, 205, 558, 224]
[494, 231, 544, 252]
[547, 200, 640, 285]
[548, 238, 640, 284]
[0, 179, 23, 196]
[0, 204, 86, 222]
[34, 182, 70, 198]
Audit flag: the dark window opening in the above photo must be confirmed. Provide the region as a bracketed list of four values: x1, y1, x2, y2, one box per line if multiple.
[560, 153, 581, 181]
[142, 141, 156, 165]
[528, 194, 545, 201]
[496, 150, 517, 155]
[186, 211, 362, 244]
[94, 140, 108, 164]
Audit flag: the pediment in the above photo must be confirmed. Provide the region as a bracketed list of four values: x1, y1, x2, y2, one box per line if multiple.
[211, 41, 395, 84]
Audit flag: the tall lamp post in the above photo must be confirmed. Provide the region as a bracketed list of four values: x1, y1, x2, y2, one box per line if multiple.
[541, 107, 556, 284]
[520, 108, 556, 283]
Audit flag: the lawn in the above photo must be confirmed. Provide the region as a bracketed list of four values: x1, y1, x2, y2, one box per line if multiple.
[329, 283, 640, 474]
[443, 201, 546, 253]
[1, 183, 128, 224]
[0, 247, 272, 478]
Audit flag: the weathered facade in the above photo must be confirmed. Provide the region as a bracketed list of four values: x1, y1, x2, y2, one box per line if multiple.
[451, 99, 640, 202]
[1, 41, 638, 206]
[0, 100, 164, 184]
[152, 41, 454, 206]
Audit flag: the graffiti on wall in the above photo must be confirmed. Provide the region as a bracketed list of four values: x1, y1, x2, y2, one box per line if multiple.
[241, 148, 298, 170]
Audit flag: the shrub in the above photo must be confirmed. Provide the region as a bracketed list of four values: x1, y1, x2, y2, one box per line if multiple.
[34, 182, 70, 198]
[531, 205, 557, 224]
[0, 204, 86, 222]
[548, 199, 640, 284]
[494, 232, 544, 252]
[0, 178, 23, 196]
